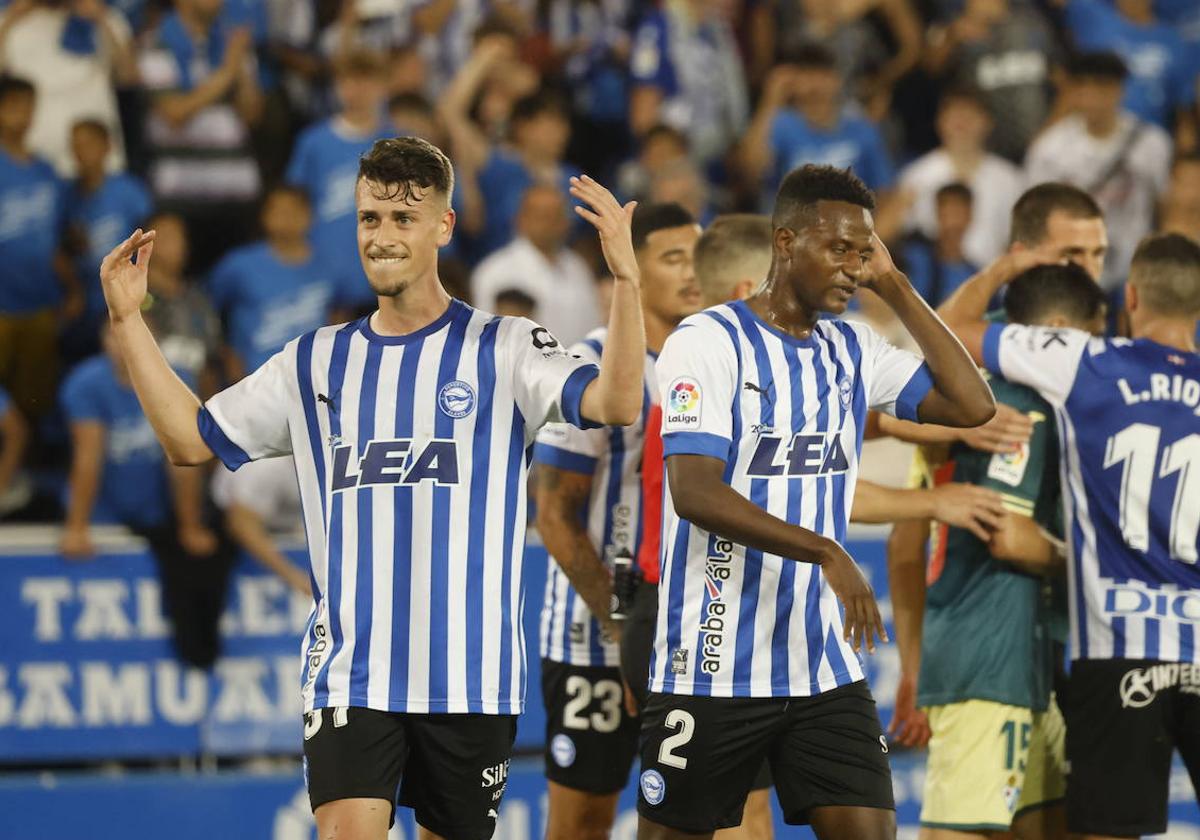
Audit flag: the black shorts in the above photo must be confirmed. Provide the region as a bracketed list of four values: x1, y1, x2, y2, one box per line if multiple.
[541, 659, 640, 794]
[618, 583, 772, 792]
[302, 706, 517, 839]
[636, 683, 894, 833]
[1062, 659, 1200, 837]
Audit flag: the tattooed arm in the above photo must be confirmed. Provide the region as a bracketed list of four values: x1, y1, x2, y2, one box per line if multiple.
[534, 463, 619, 642]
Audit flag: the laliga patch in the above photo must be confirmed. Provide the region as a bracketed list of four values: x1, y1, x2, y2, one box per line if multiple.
[551, 734, 576, 767]
[664, 377, 702, 430]
[987, 441, 1029, 487]
[640, 770, 666, 805]
[439, 380, 476, 419]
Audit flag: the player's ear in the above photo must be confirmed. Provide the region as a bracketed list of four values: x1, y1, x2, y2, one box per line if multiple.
[438, 206, 456, 248]
[773, 226, 794, 262]
[1124, 282, 1138, 314]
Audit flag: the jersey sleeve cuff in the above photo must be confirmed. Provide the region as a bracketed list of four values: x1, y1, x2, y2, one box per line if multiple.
[533, 443, 598, 475]
[198, 407, 251, 471]
[895, 363, 934, 423]
[663, 431, 731, 461]
[982, 322, 1006, 376]
[560, 363, 602, 430]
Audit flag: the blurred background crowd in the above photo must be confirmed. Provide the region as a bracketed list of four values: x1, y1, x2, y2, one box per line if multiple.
[0, 0, 1198, 666]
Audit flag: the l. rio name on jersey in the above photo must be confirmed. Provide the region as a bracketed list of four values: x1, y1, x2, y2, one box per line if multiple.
[331, 439, 460, 491]
[746, 431, 850, 478]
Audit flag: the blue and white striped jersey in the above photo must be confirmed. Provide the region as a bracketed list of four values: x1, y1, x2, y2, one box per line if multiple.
[535, 329, 658, 666]
[651, 300, 933, 697]
[983, 323, 1200, 663]
[197, 300, 600, 714]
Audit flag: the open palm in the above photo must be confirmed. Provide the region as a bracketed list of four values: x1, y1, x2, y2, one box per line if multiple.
[99, 228, 156, 321]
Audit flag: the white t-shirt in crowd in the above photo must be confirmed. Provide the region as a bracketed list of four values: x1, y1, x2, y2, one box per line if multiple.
[899, 149, 1025, 266]
[470, 236, 601, 347]
[1025, 112, 1171, 291]
[211, 455, 304, 535]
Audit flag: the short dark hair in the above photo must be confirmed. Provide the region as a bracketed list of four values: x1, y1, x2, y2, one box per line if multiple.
[0, 75, 34, 102]
[642, 123, 690, 153]
[1129, 232, 1200, 316]
[1003, 263, 1107, 327]
[781, 43, 838, 72]
[388, 92, 435, 118]
[631, 202, 696, 251]
[71, 118, 110, 141]
[494, 287, 536, 312]
[263, 183, 311, 208]
[357, 136, 454, 204]
[936, 182, 973, 205]
[332, 48, 387, 78]
[1010, 183, 1103, 247]
[772, 164, 875, 229]
[511, 90, 569, 125]
[1067, 51, 1128, 82]
[939, 86, 988, 114]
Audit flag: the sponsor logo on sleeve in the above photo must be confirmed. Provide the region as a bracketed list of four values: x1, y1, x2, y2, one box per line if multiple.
[664, 378, 702, 429]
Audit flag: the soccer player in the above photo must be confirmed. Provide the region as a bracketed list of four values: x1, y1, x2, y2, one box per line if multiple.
[910, 262, 1107, 840]
[637, 165, 995, 840]
[98, 137, 647, 840]
[943, 232, 1200, 839]
[534, 202, 702, 840]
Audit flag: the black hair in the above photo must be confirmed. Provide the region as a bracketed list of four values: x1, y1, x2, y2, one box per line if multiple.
[511, 89, 569, 125]
[72, 118, 110, 141]
[263, 183, 311, 208]
[388, 92, 435, 117]
[780, 43, 838, 71]
[631, 202, 696, 250]
[357, 136, 454, 204]
[1003, 263, 1107, 327]
[642, 123, 690, 152]
[1066, 51, 1128, 82]
[936, 182, 973, 205]
[494, 287, 537, 313]
[0, 75, 34, 102]
[1010, 183, 1102, 247]
[938, 85, 988, 113]
[771, 164, 875, 229]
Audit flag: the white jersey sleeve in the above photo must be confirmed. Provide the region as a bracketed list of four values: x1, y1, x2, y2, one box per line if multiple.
[848, 321, 933, 421]
[534, 340, 606, 474]
[657, 317, 738, 461]
[198, 342, 297, 470]
[503, 317, 601, 432]
[982, 322, 1090, 406]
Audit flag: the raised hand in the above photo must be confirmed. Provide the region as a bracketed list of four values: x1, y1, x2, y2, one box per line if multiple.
[569, 175, 639, 286]
[99, 228, 156, 322]
[861, 232, 902, 291]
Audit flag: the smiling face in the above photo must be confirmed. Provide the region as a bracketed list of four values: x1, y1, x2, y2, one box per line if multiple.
[355, 177, 454, 298]
[638, 224, 704, 324]
[778, 200, 875, 315]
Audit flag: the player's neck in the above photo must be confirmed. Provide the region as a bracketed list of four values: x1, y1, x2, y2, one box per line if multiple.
[1132, 316, 1198, 354]
[749, 274, 819, 338]
[372, 281, 454, 337]
[644, 307, 676, 355]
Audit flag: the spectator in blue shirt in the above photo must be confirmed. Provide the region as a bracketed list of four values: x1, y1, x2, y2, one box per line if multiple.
[65, 118, 153, 363]
[737, 44, 895, 207]
[475, 90, 582, 258]
[628, 0, 748, 169]
[285, 48, 393, 312]
[208, 186, 334, 379]
[1061, 0, 1193, 129]
[0, 76, 81, 423]
[900, 182, 981, 307]
[61, 318, 229, 668]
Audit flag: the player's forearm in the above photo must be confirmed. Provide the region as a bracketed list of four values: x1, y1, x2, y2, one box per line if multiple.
[851, 481, 932, 524]
[937, 258, 1011, 333]
[536, 505, 615, 627]
[109, 314, 212, 466]
[886, 519, 928, 677]
[671, 474, 838, 566]
[874, 270, 994, 427]
[875, 413, 961, 445]
[584, 278, 645, 426]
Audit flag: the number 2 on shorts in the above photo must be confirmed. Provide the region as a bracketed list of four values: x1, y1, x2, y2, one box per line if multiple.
[658, 709, 695, 769]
